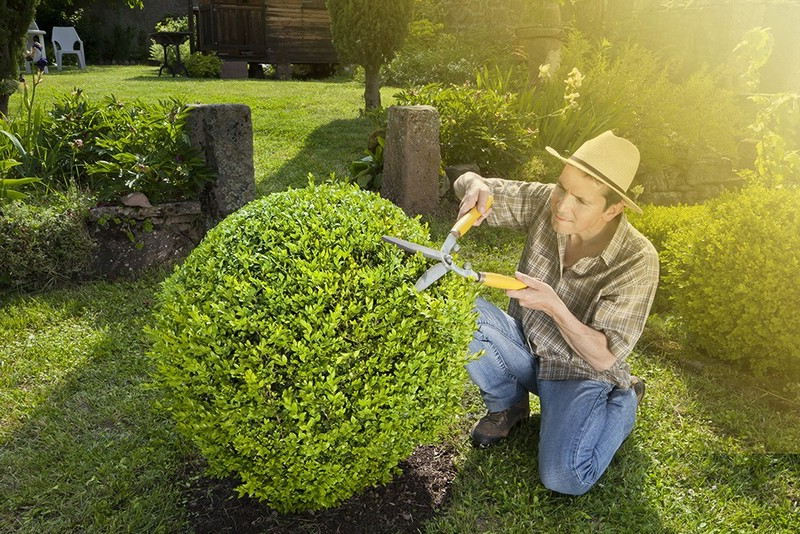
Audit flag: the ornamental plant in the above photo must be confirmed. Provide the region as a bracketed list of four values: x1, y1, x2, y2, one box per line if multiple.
[327, 0, 414, 109]
[185, 52, 222, 78]
[148, 181, 477, 512]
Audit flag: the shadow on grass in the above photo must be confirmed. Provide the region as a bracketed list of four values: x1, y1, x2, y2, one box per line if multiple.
[0, 274, 191, 532]
[427, 413, 670, 533]
[256, 117, 374, 196]
[638, 321, 800, 454]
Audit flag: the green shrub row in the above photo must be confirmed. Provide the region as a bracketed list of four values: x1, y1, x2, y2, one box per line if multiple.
[148, 181, 478, 512]
[0, 190, 95, 291]
[631, 188, 799, 378]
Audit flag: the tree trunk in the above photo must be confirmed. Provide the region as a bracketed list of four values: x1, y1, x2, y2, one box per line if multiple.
[0, 93, 9, 118]
[364, 64, 381, 110]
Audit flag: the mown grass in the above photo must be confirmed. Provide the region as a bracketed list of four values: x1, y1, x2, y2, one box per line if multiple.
[2, 67, 799, 533]
[9, 65, 394, 195]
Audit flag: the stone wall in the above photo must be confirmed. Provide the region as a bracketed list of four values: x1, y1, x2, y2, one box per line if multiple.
[87, 202, 204, 278]
[638, 157, 746, 206]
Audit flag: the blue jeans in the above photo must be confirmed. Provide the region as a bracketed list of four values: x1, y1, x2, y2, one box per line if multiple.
[465, 298, 638, 496]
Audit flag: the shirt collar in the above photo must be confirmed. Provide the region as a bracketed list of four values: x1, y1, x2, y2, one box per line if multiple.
[600, 213, 630, 266]
[555, 213, 631, 273]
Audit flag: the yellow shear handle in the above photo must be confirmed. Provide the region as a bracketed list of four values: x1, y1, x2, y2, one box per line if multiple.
[480, 272, 527, 290]
[451, 196, 494, 237]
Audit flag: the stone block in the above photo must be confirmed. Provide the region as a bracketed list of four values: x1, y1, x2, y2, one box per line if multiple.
[381, 105, 441, 216]
[186, 104, 256, 228]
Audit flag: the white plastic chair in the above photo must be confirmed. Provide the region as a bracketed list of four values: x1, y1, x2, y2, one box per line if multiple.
[24, 21, 49, 73]
[52, 26, 86, 70]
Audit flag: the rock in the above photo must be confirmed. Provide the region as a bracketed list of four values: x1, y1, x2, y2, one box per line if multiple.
[120, 192, 153, 208]
[185, 104, 256, 229]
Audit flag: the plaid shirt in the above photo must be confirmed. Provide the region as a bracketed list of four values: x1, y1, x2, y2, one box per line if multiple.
[457, 178, 659, 388]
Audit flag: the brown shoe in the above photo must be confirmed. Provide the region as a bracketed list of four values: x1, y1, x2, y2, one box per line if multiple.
[631, 375, 646, 406]
[470, 397, 530, 448]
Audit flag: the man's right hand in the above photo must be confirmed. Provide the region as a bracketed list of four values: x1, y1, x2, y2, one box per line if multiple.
[457, 172, 493, 225]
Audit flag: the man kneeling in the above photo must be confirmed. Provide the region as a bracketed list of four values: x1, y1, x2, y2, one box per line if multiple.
[455, 131, 659, 496]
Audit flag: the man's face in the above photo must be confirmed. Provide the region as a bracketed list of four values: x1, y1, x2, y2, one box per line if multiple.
[549, 164, 622, 236]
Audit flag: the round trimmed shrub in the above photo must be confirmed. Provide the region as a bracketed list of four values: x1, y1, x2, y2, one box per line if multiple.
[148, 182, 477, 512]
[662, 186, 800, 377]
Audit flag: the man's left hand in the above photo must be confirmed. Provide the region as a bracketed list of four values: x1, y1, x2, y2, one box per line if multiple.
[506, 272, 563, 317]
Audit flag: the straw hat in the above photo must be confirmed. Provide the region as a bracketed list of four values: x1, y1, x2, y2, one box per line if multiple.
[545, 131, 642, 214]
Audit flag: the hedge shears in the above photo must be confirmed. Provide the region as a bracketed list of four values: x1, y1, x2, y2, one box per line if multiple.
[383, 196, 527, 292]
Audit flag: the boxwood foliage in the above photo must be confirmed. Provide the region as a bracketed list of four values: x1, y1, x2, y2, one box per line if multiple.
[627, 203, 709, 313]
[662, 186, 800, 377]
[148, 181, 478, 512]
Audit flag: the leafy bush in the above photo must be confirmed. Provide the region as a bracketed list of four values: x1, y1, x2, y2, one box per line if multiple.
[627, 204, 710, 254]
[383, 0, 534, 87]
[148, 181, 477, 512]
[521, 32, 747, 180]
[627, 203, 708, 313]
[0, 189, 95, 291]
[349, 136, 384, 190]
[662, 187, 800, 377]
[382, 19, 479, 87]
[18, 91, 213, 203]
[185, 52, 222, 78]
[395, 83, 536, 175]
[738, 93, 800, 189]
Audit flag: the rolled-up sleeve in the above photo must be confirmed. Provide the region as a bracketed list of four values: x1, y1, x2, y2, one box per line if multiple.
[591, 252, 660, 364]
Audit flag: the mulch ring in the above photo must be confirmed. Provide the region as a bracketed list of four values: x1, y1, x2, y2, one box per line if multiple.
[185, 444, 458, 534]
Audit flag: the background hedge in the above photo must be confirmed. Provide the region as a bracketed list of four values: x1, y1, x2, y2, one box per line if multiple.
[657, 187, 799, 378]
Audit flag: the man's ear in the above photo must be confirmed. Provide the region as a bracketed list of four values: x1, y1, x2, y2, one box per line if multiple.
[603, 201, 625, 221]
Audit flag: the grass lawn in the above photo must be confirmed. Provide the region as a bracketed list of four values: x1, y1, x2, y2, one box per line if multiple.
[2, 66, 799, 532]
[9, 65, 395, 195]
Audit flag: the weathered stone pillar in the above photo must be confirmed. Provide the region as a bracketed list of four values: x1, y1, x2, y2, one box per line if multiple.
[381, 105, 441, 216]
[185, 104, 256, 228]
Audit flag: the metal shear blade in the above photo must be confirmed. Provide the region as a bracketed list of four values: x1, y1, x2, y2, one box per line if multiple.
[380, 236, 443, 262]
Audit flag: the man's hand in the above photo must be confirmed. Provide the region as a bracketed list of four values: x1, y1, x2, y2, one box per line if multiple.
[505, 271, 563, 317]
[507, 271, 618, 372]
[457, 172, 492, 225]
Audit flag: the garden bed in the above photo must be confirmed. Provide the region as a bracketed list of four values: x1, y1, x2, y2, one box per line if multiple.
[184, 445, 457, 534]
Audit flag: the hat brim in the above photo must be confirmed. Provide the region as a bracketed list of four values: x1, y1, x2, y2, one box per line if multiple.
[546, 146, 642, 214]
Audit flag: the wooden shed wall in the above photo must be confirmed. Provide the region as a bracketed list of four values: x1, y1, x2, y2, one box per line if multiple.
[196, 0, 337, 63]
